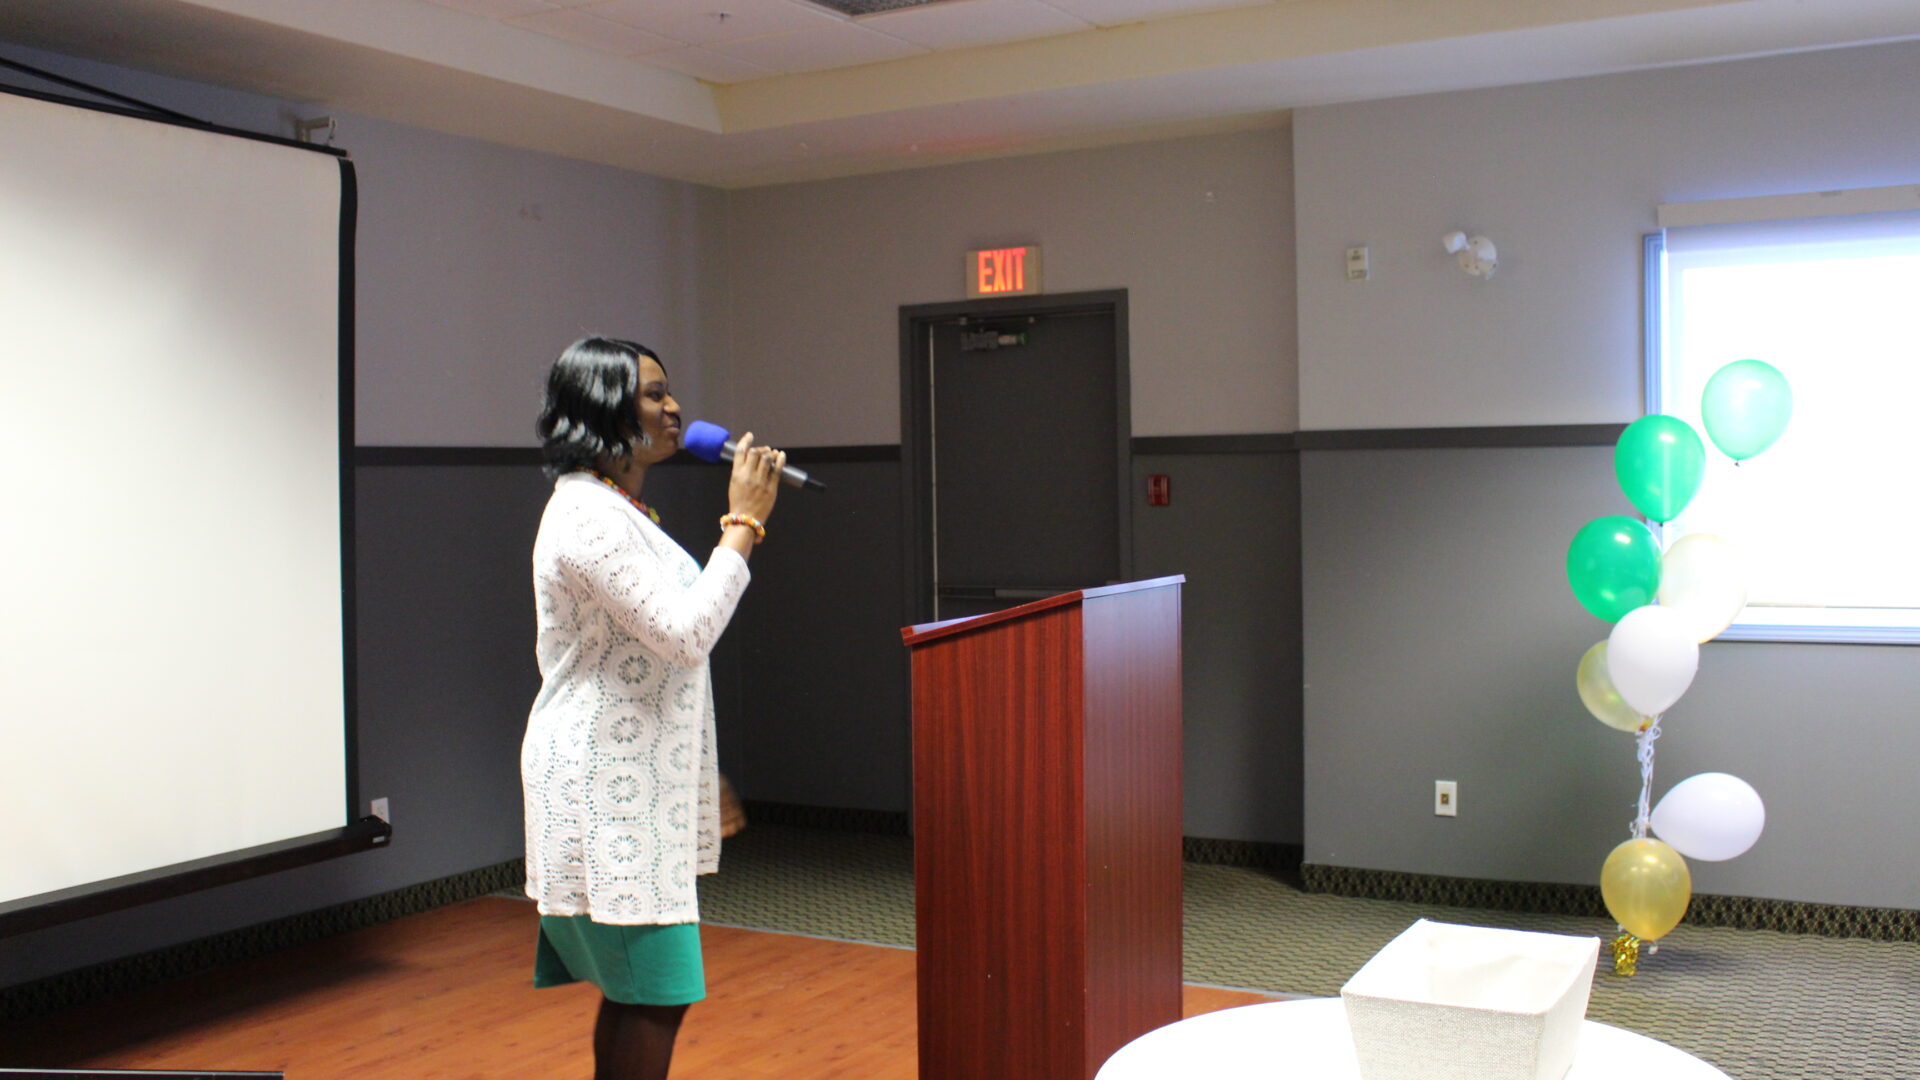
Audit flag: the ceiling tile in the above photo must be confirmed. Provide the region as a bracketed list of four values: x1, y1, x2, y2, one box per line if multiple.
[583, 0, 841, 45]
[707, 20, 926, 72]
[418, 0, 559, 18]
[505, 7, 683, 54]
[1041, 0, 1271, 30]
[859, 0, 1088, 50]
[640, 45, 780, 83]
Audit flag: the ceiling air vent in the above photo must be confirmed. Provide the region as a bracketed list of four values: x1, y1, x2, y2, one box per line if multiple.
[799, 0, 948, 15]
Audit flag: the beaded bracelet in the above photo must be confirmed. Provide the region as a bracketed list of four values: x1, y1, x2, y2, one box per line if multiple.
[719, 513, 766, 544]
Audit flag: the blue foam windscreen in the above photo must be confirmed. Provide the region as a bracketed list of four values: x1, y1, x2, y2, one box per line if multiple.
[683, 420, 731, 463]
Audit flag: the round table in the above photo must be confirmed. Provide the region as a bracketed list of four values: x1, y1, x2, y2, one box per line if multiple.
[1095, 998, 1731, 1079]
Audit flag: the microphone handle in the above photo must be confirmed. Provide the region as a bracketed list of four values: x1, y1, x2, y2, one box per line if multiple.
[720, 440, 826, 491]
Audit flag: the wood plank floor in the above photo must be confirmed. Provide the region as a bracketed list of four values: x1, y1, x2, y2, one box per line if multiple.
[0, 898, 1275, 1078]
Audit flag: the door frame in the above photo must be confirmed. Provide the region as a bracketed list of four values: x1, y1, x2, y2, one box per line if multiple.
[897, 288, 1132, 628]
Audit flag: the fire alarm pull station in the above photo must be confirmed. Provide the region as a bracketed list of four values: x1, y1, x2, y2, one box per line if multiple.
[1147, 474, 1171, 507]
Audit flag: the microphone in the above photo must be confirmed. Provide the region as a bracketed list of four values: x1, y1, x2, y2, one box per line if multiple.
[683, 420, 826, 491]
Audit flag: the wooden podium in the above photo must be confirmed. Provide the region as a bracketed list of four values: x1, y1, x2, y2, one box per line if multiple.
[901, 576, 1185, 1080]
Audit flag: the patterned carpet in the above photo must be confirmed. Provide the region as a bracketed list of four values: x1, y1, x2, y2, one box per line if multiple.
[698, 824, 1920, 1080]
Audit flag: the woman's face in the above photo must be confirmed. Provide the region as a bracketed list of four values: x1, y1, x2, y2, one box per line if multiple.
[632, 354, 682, 465]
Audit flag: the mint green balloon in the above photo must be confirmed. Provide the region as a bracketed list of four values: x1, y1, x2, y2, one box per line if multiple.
[1567, 516, 1661, 622]
[1702, 359, 1792, 460]
[1614, 415, 1706, 523]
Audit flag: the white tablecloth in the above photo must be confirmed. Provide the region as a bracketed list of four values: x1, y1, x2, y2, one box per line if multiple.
[1096, 997, 1731, 1079]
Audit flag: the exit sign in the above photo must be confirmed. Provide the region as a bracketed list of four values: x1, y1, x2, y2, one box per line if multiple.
[966, 246, 1042, 298]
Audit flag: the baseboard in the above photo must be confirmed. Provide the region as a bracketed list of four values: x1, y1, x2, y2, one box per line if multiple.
[1183, 836, 1304, 876]
[0, 860, 525, 1024]
[741, 803, 1304, 877]
[742, 800, 910, 836]
[1302, 863, 1920, 942]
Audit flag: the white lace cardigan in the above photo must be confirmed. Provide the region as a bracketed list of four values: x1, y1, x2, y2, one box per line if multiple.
[521, 472, 750, 925]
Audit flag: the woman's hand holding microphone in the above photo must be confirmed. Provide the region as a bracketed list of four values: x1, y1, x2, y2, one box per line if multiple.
[719, 432, 783, 560]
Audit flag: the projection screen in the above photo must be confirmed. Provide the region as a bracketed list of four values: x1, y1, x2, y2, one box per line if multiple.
[0, 84, 369, 931]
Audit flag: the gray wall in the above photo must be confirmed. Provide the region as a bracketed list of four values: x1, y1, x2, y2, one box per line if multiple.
[720, 127, 1297, 444]
[351, 117, 728, 448]
[642, 458, 913, 816]
[715, 128, 1306, 845]
[1295, 39, 1920, 431]
[711, 443, 1308, 846]
[1134, 450, 1302, 843]
[1294, 41, 1920, 908]
[11, 27, 1920, 994]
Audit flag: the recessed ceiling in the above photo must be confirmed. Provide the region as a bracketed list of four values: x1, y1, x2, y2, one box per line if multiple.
[422, 0, 1275, 81]
[2, 0, 1919, 188]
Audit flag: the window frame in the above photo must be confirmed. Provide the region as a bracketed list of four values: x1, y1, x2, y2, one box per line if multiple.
[1645, 194, 1920, 646]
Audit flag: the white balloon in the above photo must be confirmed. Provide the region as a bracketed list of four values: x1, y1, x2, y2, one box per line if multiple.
[1651, 772, 1766, 862]
[1606, 605, 1699, 717]
[1659, 534, 1748, 643]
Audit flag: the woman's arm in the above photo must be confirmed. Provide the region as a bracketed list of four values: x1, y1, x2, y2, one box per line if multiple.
[556, 501, 750, 669]
[554, 434, 784, 665]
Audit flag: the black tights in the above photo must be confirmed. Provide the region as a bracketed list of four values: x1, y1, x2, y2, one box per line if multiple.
[593, 998, 690, 1080]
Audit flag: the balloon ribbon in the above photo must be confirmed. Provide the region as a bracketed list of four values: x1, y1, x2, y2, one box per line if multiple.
[1632, 716, 1664, 839]
[1610, 934, 1641, 976]
[1612, 717, 1662, 977]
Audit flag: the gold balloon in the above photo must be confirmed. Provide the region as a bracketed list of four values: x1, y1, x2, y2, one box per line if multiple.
[1601, 838, 1692, 942]
[1576, 642, 1647, 733]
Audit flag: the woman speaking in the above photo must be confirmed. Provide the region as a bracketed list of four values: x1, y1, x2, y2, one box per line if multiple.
[522, 336, 785, 1080]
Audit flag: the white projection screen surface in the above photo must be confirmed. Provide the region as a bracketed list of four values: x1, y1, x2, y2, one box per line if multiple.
[0, 89, 355, 915]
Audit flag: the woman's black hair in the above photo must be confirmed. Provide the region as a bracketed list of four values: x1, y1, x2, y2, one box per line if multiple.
[536, 336, 663, 480]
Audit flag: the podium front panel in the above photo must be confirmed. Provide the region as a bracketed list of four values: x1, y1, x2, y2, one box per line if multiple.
[913, 602, 1087, 1080]
[907, 579, 1183, 1080]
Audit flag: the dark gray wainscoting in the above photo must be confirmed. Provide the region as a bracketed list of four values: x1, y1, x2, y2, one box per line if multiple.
[628, 439, 1310, 846]
[640, 455, 913, 814]
[709, 441, 1309, 846]
[1132, 449, 1304, 846]
[729, 460, 911, 812]
[1301, 444, 1627, 884]
[351, 463, 548, 880]
[1300, 442, 1920, 911]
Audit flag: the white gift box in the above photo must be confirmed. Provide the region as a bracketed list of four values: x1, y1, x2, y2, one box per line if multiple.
[1339, 919, 1601, 1080]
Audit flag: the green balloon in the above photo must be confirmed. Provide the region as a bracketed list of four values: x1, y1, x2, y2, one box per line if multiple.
[1567, 516, 1661, 622]
[1702, 359, 1792, 460]
[1614, 415, 1705, 523]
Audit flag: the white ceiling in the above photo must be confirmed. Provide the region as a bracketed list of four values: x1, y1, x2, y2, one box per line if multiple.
[3, 0, 1920, 188]
[421, 0, 1271, 82]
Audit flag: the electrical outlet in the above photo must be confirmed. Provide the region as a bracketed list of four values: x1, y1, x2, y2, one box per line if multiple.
[1434, 781, 1457, 817]
[1346, 246, 1370, 281]
[371, 797, 390, 823]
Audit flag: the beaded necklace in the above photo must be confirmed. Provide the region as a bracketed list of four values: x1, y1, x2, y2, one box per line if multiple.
[586, 470, 661, 524]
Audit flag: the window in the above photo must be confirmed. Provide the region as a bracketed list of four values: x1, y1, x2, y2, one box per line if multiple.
[1650, 187, 1920, 643]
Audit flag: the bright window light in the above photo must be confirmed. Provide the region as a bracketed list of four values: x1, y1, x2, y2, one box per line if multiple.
[1653, 208, 1920, 643]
